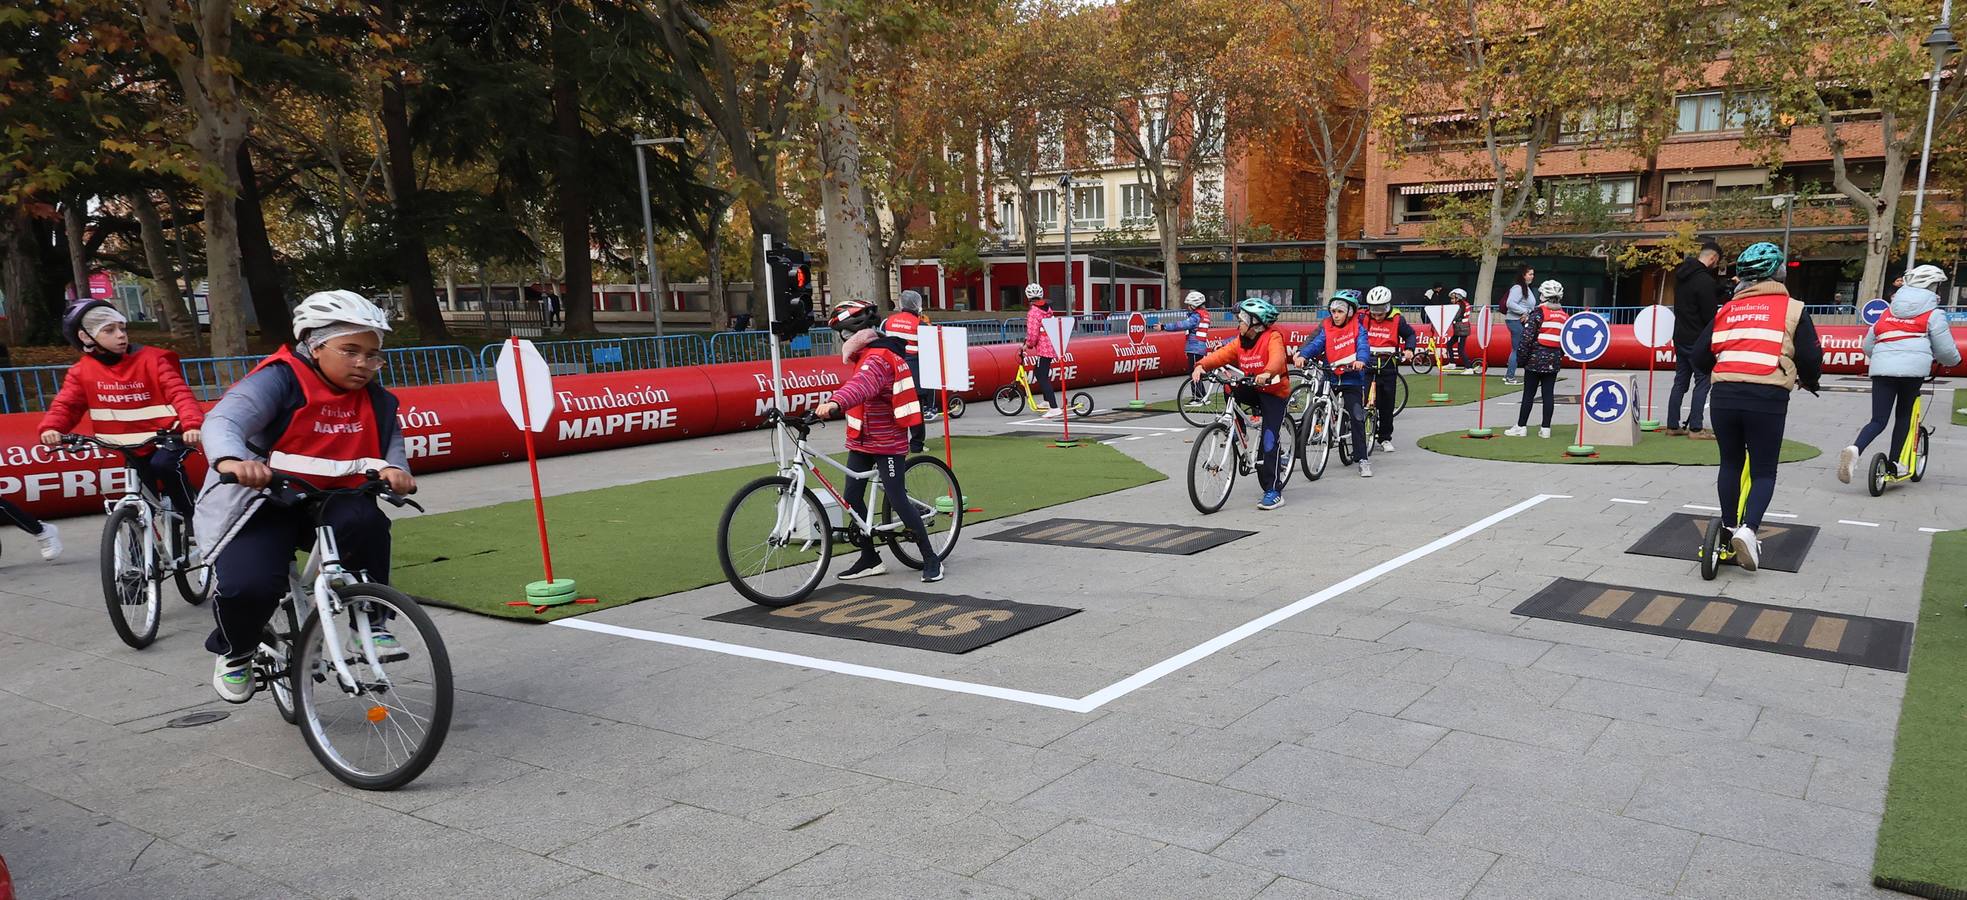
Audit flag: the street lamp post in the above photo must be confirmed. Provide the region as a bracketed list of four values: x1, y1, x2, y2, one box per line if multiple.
[633, 135, 684, 337]
[1768, 193, 1797, 260]
[1906, 1, 1956, 272]
[1059, 174, 1077, 316]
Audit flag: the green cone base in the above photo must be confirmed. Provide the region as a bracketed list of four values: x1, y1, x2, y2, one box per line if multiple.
[1430, 393, 1451, 403]
[1466, 428, 1495, 438]
[526, 578, 579, 606]
[1639, 420, 1662, 431]
[1565, 445, 1597, 457]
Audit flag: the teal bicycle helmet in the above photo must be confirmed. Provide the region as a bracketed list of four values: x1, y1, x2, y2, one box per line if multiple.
[1236, 297, 1280, 326]
[1734, 242, 1786, 282]
[1328, 289, 1362, 312]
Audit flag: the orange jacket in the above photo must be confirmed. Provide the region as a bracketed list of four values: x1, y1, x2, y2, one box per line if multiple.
[1198, 329, 1290, 397]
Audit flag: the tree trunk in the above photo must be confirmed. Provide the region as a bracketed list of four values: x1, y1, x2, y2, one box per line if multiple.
[550, 10, 595, 335]
[1155, 179, 1182, 307]
[707, 227, 729, 327]
[61, 202, 90, 299]
[130, 192, 196, 341]
[1857, 147, 1910, 303]
[1322, 182, 1343, 302]
[1, 206, 41, 344]
[374, 0, 449, 340]
[1015, 178, 1039, 283]
[203, 140, 250, 356]
[236, 142, 292, 339]
[811, 8, 881, 307]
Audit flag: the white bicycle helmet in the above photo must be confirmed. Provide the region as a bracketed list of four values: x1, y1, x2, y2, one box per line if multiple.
[291, 290, 392, 341]
[1184, 290, 1206, 308]
[1024, 282, 1046, 300]
[1903, 264, 1948, 291]
[1537, 279, 1564, 300]
[1449, 287, 1468, 299]
[1365, 286, 1394, 309]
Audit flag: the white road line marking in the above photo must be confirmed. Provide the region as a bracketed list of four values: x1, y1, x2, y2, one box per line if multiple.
[1101, 438, 1125, 446]
[1609, 498, 1649, 505]
[555, 494, 1565, 713]
[1124, 435, 1148, 441]
[1765, 512, 1799, 519]
[1010, 419, 1185, 433]
[1684, 504, 1723, 512]
[1839, 519, 1881, 528]
[1920, 527, 1946, 533]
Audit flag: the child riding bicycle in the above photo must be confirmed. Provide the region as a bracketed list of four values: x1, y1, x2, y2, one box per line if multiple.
[1162, 291, 1212, 404]
[194, 290, 415, 704]
[1837, 264, 1960, 485]
[812, 299, 945, 584]
[1294, 290, 1375, 477]
[1191, 298, 1291, 510]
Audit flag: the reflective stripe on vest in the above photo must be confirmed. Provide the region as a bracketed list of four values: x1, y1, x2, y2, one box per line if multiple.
[844, 347, 923, 443]
[1711, 296, 1789, 378]
[1537, 310, 1566, 347]
[249, 346, 386, 488]
[1234, 330, 1290, 396]
[1873, 310, 1933, 346]
[883, 312, 921, 355]
[1366, 315, 1401, 354]
[1324, 320, 1359, 367]
[67, 348, 182, 442]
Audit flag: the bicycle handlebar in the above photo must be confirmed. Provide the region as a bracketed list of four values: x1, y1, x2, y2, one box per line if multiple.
[58, 428, 187, 458]
[763, 406, 823, 438]
[217, 470, 423, 512]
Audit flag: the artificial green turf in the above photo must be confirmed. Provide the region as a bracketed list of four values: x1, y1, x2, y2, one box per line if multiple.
[1952, 402, 1965, 427]
[1144, 371, 1520, 413]
[391, 436, 1166, 621]
[1417, 425, 1821, 465]
[1873, 530, 1967, 900]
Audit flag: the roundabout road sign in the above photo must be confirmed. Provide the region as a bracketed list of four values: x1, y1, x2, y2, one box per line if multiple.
[1561, 311, 1611, 363]
[1861, 298, 1889, 327]
[1585, 378, 1631, 424]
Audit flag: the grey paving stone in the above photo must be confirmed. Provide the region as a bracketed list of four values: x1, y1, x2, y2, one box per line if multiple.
[415, 770, 674, 854]
[1509, 617, 1681, 659]
[1016, 761, 1276, 851]
[1044, 711, 1196, 765]
[735, 844, 1030, 900]
[901, 692, 1097, 748]
[646, 746, 884, 821]
[1673, 836, 1898, 900]
[536, 875, 688, 900]
[1427, 786, 1698, 893]
[1748, 707, 1898, 762]
[789, 781, 1062, 875]
[1378, 621, 1553, 667]
[1222, 693, 1355, 743]
[1805, 754, 1889, 815]
[1, 782, 180, 900]
[1434, 657, 1577, 707]
[44, 840, 296, 900]
[1624, 772, 1880, 868]
[1585, 719, 1816, 798]
[1705, 673, 1902, 727]
[1301, 712, 1448, 767]
[711, 699, 938, 767]
[294, 744, 540, 814]
[1288, 670, 1435, 717]
[449, 694, 728, 791]
[1409, 731, 1645, 814]
[550, 804, 829, 899]
[1398, 685, 1611, 753]
[974, 818, 1164, 897]
[1463, 856, 1669, 900]
[852, 730, 1090, 802]
[1214, 802, 1497, 900]
[1664, 640, 1850, 687]
[1554, 677, 1760, 739]
[1221, 743, 1469, 833]
[1104, 681, 1283, 730]
[1136, 727, 1280, 784]
[1251, 878, 1361, 899]
[1070, 844, 1276, 900]
[1383, 649, 1461, 684]
[1532, 644, 1719, 694]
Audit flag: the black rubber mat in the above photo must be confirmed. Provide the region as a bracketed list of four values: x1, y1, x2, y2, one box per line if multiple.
[1513, 577, 1911, 671]
[981, 518, 1254, 555]
[706, 586, 1077, 654]
[1072, 408, 1174, 424]
[1626, 512, 1819, 573]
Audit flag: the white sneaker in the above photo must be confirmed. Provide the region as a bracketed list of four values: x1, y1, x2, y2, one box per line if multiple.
[213, 655, 256, 704]
[1538, 427, 1551, 439]
[838, 556, 887, 581]
[1503, 425, 1527, 437]
[1378, 440, 1396, 453]
[1041, 408, 1064, 419]
[35, 522, 61, 561]
[1730, 525, 1761, 572]
[1837, 445, 1858, 484]
[1358, 460, 1373, 478]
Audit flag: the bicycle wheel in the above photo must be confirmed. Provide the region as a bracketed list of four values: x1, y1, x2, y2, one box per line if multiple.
[718, 476, 833, 606]
[1408, 352, 1435, 376]
[1187, 422, 1237, 514]
[1287, 382, 1313, 418]
[1913, 428, 1930, 482]
[99, 504, 159, 649]
[1299, 397, 1333, 481]
[882, 456, 964, 569]
[1700, 518, 1724, 580]
[993, 386, 1022, 416]
[1337, 408, 1356, 466]
[1272, 416, 1299, 490]
[171, 516, 214, 606]
[1867, 453, 1889, 497]
[1178, 379, 1227, 427]
[1069, 392, 1095, 417]
[946, 396, 967, 419]
[267, 589, 304, 725]
[293, 585, 452, 791]
[1392, 372, 1410, 416]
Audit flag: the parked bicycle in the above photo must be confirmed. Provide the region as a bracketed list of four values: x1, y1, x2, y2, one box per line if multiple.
[1186, 369, 1298, 514]
[216, 470, 452, 791]
[717, 408, 963, 606]
[58, 430, 212, 649]
[994, 358, 1093, 418]
[1868, 375, 1937, 496]
[1408, 333, 1447, 376]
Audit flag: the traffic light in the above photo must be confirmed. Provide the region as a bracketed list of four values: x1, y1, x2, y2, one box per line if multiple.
[765, 243, 813, 338]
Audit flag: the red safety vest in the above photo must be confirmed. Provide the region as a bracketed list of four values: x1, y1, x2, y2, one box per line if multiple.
[249, 346, 387, 488]
[1873, 309, 1932, 347]
[1196, 309, 1211, 333]
[844, 346, 923, 443]
[882, 311, 922, 356]
[1233, 329, 1291, 397]
[1536, 308, 1567, 348]
[1366, 314, 1402, 354]
[1711, 295, 1789, 378]
[64, 347, 187, 447]
[1323, 318, 1360, 367]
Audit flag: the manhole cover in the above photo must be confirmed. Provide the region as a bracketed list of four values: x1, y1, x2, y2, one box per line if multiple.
[166, 710, 230, 728]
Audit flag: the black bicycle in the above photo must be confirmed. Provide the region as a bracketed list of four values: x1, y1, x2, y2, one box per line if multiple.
[58, 430, 213, 649]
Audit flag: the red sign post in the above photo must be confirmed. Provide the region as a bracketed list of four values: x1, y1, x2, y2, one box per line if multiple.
[1126, 311, 1148, 409]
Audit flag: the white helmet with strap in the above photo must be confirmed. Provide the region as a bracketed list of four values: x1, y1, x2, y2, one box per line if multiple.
[1903, 264, 1947, 291]
[1024, 282, 1046, 300]
[1537, 279, 1565, 300]
[1183, 290, 1206, 308]
[291, 290, 392, 341]
[1365, 286, 1394, 309]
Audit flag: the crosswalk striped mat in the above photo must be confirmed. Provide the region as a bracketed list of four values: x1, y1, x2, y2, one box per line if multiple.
[981, 518, 1254, 555]
[1513, 577, 1912, 672]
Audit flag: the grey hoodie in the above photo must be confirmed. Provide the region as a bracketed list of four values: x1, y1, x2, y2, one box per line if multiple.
[1864, 287, 1961, 378]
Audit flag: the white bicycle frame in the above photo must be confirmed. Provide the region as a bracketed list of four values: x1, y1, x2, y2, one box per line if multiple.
[101, 474, 189, 604]
[283, 524, 390, 698]
[768, 421, 923, 547]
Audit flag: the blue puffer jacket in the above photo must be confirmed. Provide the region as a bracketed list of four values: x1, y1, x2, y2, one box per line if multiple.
[1865, 287, 1961, 377]
[1160, 310, 1208, 355]
[1298, 317, 1374, 387]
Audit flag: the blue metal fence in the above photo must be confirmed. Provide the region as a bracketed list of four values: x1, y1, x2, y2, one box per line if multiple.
[477, 334, 710, 375]
[0, 365, 69, 415]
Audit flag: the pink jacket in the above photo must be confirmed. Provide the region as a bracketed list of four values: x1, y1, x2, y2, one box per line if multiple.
[1024, 305, 1057, 358]
[829, 330, 911, 455]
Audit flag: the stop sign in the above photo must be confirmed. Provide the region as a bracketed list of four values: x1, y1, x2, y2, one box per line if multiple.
[1127, 311, 1147, 345]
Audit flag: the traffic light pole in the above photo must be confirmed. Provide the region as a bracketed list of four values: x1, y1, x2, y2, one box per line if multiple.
[763, 233, 787, 462]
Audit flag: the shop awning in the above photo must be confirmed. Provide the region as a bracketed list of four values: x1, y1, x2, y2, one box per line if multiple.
[1398, 181, 1497, 196]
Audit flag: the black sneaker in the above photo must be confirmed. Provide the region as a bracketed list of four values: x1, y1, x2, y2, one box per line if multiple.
[921, 558, 945, 583]
[838, 556, 886, 581]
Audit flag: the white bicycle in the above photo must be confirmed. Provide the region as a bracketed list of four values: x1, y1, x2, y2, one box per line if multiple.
[59, 431, 213, 649]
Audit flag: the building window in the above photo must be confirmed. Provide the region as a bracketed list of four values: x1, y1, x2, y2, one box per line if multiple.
[996, 196, 1018, 239]
[1032, 189, 1058, 233]
[1122, 183, 1155, 226]
[1140, 99, 1168, 151]
[1037, 116, 1064, 169]
[1665, 177, 1716, 212]
[1542, 175, 1639, 217]
[1675, 91, 1771, 134]
[1195, 103, 1225, 157]
[1084, 121, 1113, 165]
[1663, 168, 1769, 213]
[1071, 185, 1106, 229]
[1196, 178, 1223, 212]
[1557, 104, 1637, 144]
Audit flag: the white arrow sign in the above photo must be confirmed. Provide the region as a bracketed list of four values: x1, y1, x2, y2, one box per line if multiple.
[494, 338, 556, 432]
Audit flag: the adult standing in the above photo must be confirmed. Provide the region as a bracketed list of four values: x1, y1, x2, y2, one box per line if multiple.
[1501, 265, 1537, 385]
[543, 291, 563, 329]
[1021, 283, 1062, 418]
[883, 290, 929, 450]
[1665, 241, 1724, 438]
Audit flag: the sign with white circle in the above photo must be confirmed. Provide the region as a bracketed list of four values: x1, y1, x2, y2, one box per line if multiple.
[1585, 378, 1631, 424]
[1471, 306, 1495, 348]
[1861, 298, 1889, 327]
[1561, 311, 1611, 363]
[1127, 311, 1146, 345]
[1632, 305, 1677, 350]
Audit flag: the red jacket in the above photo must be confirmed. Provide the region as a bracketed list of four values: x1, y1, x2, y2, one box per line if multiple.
[38, 345, 204, 442]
